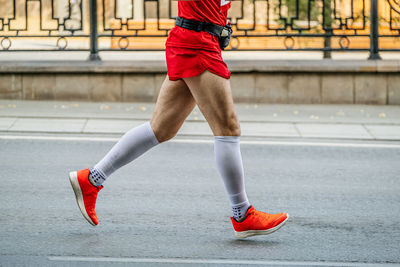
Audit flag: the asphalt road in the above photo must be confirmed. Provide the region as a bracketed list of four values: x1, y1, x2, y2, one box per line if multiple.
[1, 137, 400, 266]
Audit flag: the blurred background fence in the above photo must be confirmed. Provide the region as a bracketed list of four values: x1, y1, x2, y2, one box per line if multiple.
[0, 0, 399, 58]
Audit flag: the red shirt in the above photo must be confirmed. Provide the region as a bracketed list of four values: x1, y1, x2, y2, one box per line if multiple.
[179, 0, 231, 26]
[166, 0, 231, 51]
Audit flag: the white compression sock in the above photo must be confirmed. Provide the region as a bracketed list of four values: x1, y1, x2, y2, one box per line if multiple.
[90, 122, 159, 186]
[214, 136, 251, 221]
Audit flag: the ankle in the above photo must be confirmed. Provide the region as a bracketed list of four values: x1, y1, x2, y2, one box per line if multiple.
[88, 173, 97, 186]
[232, 203, 251, 221]
[89, 168, 106, 187]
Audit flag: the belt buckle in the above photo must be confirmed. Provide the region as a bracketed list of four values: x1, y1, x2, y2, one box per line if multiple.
[221, 27, 229, 37]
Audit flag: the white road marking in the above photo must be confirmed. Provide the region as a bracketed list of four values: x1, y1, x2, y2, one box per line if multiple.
[0, 135, 119, 142]
[173, 139, 400, 148]
[47, 256, 400, 266]
[0, 134, 400, 149]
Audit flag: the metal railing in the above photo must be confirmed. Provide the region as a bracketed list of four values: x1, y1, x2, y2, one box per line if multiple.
[0, 0, 399, 60]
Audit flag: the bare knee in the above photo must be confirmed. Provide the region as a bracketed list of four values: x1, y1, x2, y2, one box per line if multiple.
[150, 122, 178, 143]
[216, 114, 241, 136]
[153, 128, 177, 143]
[226, 120, 241, 136]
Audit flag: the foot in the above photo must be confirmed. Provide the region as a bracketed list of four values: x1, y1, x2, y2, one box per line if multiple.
[69, 169, 103, 226]
[231, 206, 289, 238]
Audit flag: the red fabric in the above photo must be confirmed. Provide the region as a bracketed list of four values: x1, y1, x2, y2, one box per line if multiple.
[166, 25, 220, 52]
[178, 0, 231, 26]
[166, 46, 230, 81]
[165, 1, 232, 80]
[166, 0, 231, 51]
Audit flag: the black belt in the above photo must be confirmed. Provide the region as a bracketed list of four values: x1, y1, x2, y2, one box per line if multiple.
[175, 16, 226, 37]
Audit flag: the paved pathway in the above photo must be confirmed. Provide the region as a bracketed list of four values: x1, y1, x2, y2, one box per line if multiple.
[1, 100, 400, 140]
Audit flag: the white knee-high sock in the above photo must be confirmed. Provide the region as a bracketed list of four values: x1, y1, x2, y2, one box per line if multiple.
[214, 136, 250, 220]
[90, 122, 159, 186]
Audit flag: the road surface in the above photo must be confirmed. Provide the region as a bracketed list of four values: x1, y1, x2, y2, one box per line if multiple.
[1, 136, 399, 266]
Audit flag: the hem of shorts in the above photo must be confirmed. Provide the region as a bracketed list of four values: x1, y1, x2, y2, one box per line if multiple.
[199, 52, 230, 80]
[168, 68, 230, 81]
[168, 66, 206, 81]
[205, 68, 231, 80]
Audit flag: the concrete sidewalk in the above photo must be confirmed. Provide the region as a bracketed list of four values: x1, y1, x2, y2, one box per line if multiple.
[1, 100, 400, 140]
[1, 51, 400, 61]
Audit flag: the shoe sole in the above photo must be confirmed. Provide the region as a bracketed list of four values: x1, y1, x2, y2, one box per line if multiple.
[69, 171, 96, 226]
[234, 214, 289, 239]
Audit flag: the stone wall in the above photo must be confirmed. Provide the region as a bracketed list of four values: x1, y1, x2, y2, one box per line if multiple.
[0, 60, 399, 104]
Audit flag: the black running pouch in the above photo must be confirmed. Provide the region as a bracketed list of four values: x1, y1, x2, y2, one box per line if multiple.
[219, 24, 233, 50]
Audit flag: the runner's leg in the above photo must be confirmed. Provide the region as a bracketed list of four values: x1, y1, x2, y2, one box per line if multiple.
[183, 71, 239, 136]
[183, 71, 250, 221]
[150, 77, 196, 143]
[90, 77, 196, 186]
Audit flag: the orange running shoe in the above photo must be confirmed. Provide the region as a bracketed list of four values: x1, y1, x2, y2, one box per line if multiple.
[69, 169, 103, 226]
[231, 206, 289, 238]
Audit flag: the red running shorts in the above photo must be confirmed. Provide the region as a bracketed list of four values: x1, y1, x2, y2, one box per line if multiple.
[166, 46, 231, 81]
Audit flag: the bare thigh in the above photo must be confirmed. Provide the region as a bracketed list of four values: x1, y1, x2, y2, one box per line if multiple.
[183, 71, 240, 136]
[150, 76, 196, 142]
